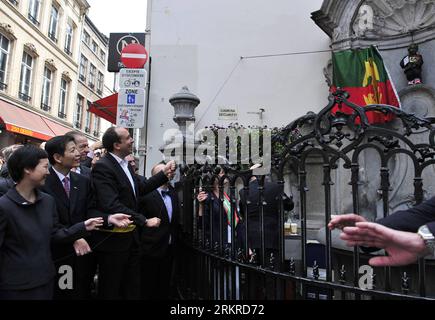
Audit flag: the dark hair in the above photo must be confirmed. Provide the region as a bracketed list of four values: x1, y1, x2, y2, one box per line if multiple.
[102, 127, 121, 152]
[8, 145, 48, 182]
[1, 144, 23, 161]
[44, 135, 75, 165]
[65, 130, 85, 143]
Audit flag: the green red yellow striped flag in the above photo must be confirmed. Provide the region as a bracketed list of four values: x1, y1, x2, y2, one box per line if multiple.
[223, 192, 239, 228]
[331, 45, 400, 124]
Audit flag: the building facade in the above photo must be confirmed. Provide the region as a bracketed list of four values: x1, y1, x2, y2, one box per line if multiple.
[0, 0, 110, 149]
[75, 15, 112, 139]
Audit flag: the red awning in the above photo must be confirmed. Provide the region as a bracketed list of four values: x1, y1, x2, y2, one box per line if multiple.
[43, 117, 72, 136]
[0, 99, 73, 141]
[0, 99, 54, 141]
[89, 93, 118, 124]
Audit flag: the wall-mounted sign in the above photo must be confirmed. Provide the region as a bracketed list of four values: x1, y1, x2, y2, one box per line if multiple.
[218, 107, 238, 120]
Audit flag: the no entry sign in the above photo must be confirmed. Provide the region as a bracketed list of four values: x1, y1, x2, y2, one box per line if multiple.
[120, 43, 148, 69]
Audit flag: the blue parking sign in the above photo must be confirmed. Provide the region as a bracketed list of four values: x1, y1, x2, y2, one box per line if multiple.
[127, 94, 136, 104]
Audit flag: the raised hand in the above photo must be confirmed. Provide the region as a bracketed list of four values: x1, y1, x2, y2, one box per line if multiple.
[163, 160, 176, 179]
[197, 191, 208, 203]
[328, 213, 367, 230]
[145, 217, 161, 228]
[73, 238, 92, 256]
[84, 217, 104, 231]
[341, 222, 427, 267]
[108, 213, 133, 228]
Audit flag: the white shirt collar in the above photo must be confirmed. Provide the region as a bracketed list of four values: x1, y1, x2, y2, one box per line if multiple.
[52, 166, 71, 183]
[109, 152, 126, 165]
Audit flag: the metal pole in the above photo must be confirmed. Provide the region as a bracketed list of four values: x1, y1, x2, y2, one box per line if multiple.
[142, 56, 151, 176]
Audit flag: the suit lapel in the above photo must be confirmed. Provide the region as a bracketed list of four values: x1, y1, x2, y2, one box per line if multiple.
[128, 165, 139, 196]
[48, 167, 69, 208]
[106, 153, 136, 198]
[153, 190, 169, 223]
[69, 173, 79, 219]
[169, 189, 177, 224]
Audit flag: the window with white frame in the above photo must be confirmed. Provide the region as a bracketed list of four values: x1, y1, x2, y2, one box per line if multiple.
[88, 63, 96, 88]
[85, 108, 91, 132]
[48, 5, 59, 42]
[28, 0, 41, 26]
[92, 115, 100, 136]
[41, 66, 53, 111]
[92, 40, 98, 53]
[64, 22, 74, 55]
[58, 78, 68, 118]
[100, 49, 106, 61]
[0, 34, 10, 90]
[19, 52, 33, 101]
[83, 30, 90, 45]
[74, 95, 84, 128]
[97, 71, 103, 93]
[79, 55, 87, 81]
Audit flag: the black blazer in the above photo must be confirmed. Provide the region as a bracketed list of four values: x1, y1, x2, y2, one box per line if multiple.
[138, 188, 180, 258]
[78, 165, 91, 179]
[40, 167, 95, 260]
[378, 196, 435, 234]
[91, 153, 168, 252]
[239, 179, 294, 250]
[0, 188, 87, 290]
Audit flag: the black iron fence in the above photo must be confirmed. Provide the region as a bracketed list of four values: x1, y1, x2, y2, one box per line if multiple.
[173, 90, 435, 300]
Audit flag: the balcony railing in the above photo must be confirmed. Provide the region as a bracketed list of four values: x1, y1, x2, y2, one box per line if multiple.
[19, 92, 31, 102]
[8, 0, 18, 6]
[58, 111, 67, 119]
[79, 74, 86, 82]
[88, 83, 95, 89]
[48, 32, 58, 43]
[74, 121, 81, 129]
[28, 14, 40, 26]
[0, 82, 7, 91]
[40, 103, 51, 112]
[93, 130, 99, 137]
[97, 89, 103, 95]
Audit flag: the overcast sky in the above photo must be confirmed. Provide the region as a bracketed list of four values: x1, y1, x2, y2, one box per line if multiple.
[86, 0, 148, 36]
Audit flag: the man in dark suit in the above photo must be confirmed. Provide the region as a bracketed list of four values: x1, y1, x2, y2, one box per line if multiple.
[65, 131, 92, 178]
[43, 135, 100, 299]
[91, 127, 176, 299]
[239, 175, 294, 265]
[138, 162, 180, 300]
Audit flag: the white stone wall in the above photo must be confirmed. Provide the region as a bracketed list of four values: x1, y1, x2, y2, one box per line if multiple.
[143, 0, 331, 174]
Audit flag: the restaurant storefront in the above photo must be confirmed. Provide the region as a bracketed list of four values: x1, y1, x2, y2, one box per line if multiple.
[0, 98, 72, 149]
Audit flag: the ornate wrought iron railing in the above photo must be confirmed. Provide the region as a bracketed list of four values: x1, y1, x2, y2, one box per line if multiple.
[174, 90, 435, 300]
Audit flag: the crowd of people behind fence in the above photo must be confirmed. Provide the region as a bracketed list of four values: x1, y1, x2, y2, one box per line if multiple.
[1, 126, 435, 300]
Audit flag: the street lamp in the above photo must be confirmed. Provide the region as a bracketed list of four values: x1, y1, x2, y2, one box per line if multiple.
[169, 86, 200, 136]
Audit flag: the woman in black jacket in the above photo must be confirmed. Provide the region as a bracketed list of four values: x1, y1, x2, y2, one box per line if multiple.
[0, 145, 103, 300]
[197, 169, 245, 250]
